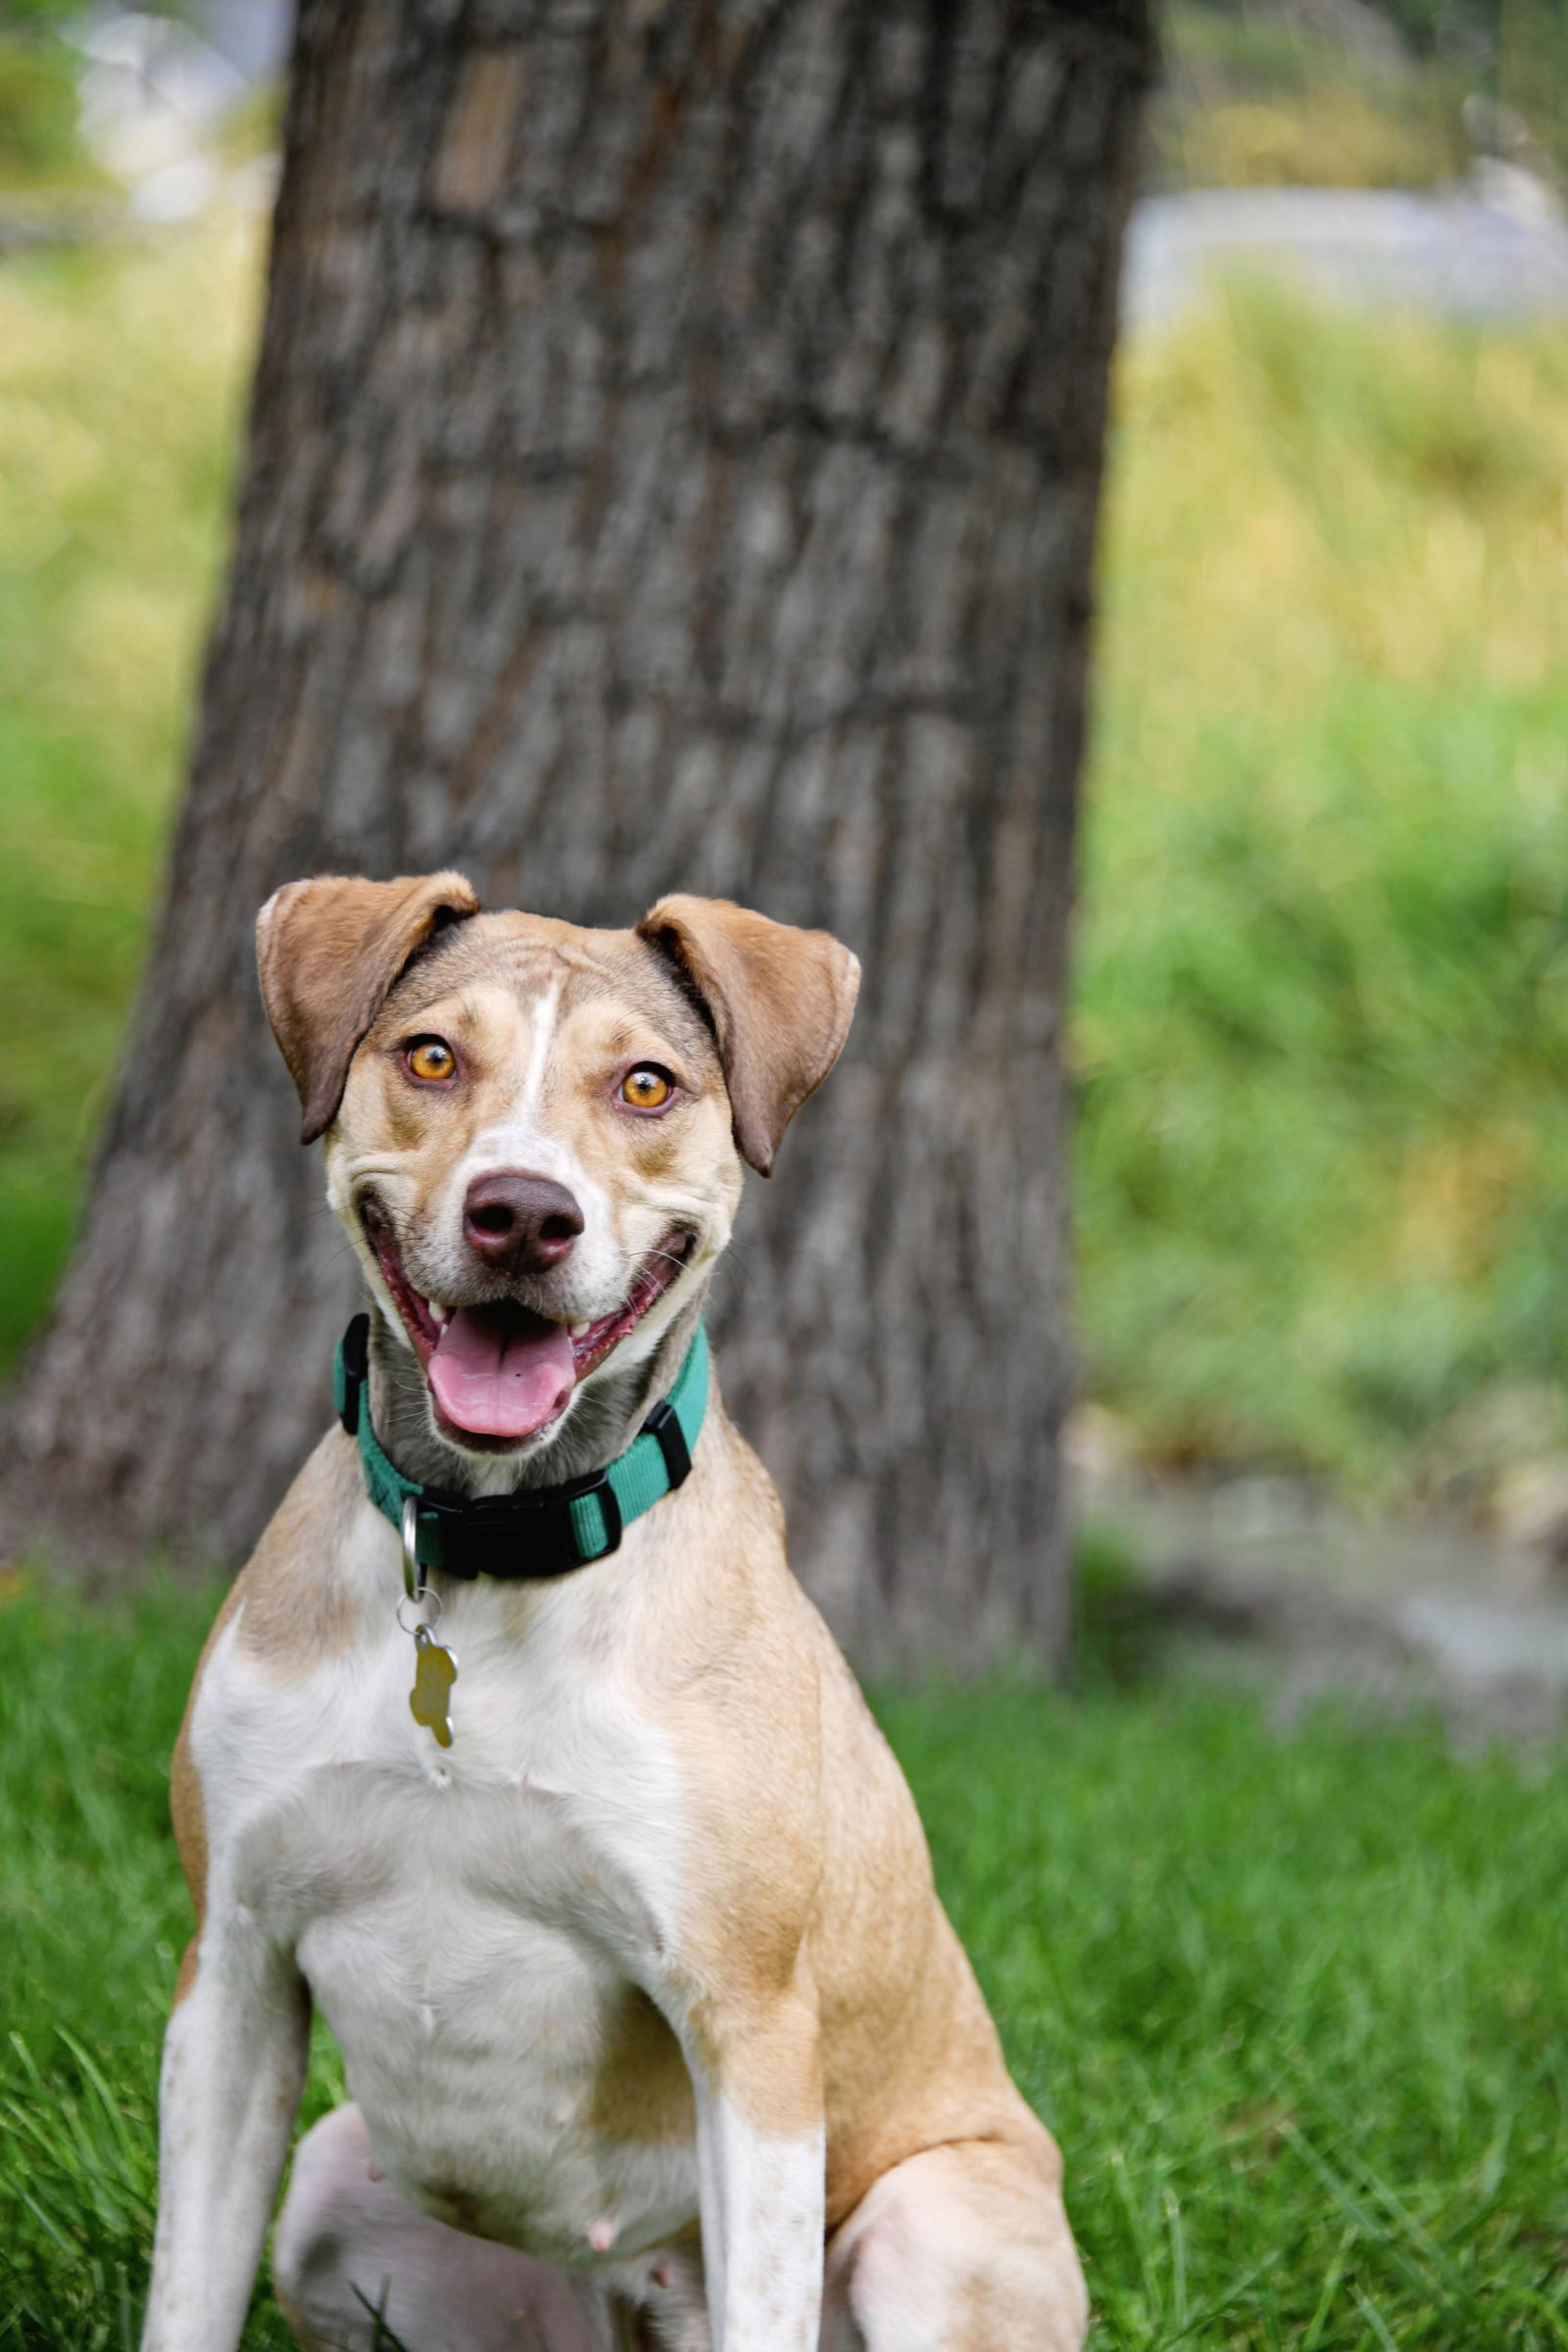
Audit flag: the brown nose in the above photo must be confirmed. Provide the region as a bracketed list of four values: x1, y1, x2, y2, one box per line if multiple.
[462, 1173, 583, 1275]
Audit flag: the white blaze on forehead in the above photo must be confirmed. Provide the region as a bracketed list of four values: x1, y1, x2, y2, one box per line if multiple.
[443, 977, 609, 1232]
[519, 979, 561, 1116]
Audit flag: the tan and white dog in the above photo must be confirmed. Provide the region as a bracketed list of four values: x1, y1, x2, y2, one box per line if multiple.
[142, 874, 1087, 2352]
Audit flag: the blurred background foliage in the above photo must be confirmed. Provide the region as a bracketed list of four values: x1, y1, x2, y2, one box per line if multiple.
[0, 222, 254, 1362]
[1083, 294, 1568, 1503]
[3, 0, 1568, 1520]
[0, 37, 93, 191]
[1155, 0, 1568, 188]
[13, 1, 1566, 196]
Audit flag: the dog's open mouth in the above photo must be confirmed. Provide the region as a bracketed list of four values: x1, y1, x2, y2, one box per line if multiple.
[363, 1214, 694, 1446]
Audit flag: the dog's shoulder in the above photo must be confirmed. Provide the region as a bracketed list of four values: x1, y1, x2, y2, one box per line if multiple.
[225, 1424, 368, 1675]
[170, 1427, 373, 1941]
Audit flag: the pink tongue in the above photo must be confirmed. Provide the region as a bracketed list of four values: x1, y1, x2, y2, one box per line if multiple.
[427, 1306, 577, 1439]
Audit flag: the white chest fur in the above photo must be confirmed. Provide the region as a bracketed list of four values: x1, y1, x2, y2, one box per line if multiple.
[188, 1536, 698, 2264]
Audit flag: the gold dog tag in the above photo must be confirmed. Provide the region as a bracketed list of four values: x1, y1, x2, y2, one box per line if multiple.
[410, 1626, 458, 1747]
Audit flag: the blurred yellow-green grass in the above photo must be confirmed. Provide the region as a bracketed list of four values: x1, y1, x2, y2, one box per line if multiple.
[0, 220, 258, 1357]
[5, 215, 1568, 1501]
[1081, 287, 1568, 1494]
[1153, 2, 1469, 191]
[1152, 2, 1568, 192]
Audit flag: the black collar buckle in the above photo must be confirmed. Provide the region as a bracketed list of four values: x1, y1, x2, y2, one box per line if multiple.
[418, 1464, 623, 1581]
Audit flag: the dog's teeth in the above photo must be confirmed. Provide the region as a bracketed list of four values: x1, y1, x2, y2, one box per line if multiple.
[569, 1320, 590, 1339]
[427, 1300, 450, 1328]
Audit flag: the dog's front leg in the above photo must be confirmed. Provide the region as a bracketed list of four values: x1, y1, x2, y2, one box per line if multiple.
[685, 1987, 826, 2352]
[141, 1926, 310, 2352]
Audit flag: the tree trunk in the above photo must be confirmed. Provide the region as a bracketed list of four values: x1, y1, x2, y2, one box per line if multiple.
[7, 0, 1150, 1670]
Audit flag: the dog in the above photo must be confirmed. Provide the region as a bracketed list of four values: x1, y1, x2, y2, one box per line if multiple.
[140, 873, 1087, 2352]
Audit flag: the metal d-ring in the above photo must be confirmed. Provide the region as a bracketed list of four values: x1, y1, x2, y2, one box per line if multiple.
[401, 1494, 426, 1603]
[397, 1497, 443, 1637]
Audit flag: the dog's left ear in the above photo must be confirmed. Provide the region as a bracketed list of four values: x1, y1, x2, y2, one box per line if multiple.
[637, 896, 859, 1175]
[257, 870, 480, 1144]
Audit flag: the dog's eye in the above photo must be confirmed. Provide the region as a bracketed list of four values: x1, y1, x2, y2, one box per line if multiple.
[405, 1039, 456, 1084]
[620, 1065, 673, 1110]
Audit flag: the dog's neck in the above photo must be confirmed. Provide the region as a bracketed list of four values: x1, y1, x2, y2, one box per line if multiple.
[362, 1293, 710, 1499]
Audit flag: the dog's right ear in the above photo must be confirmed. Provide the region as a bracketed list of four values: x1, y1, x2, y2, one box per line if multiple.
[257, 871, 480, 1144]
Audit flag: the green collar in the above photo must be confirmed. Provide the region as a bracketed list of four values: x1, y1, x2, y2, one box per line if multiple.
[334, 1315, 709, 1581]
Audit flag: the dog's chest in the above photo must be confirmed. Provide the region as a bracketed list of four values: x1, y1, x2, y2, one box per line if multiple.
[198, 1589, 699, 2257]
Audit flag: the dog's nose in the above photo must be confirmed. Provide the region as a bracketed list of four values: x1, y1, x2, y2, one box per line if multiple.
[462, 1173, 584, 1275]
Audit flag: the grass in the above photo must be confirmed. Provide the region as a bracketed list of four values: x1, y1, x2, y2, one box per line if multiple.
[1152, 2, 1568, 190]
[1153, 2, 1469, 191]
[1080, 288, 1568, 1495]
[0, 220, 256, 1360]
[3, 1571, 1566, 2350]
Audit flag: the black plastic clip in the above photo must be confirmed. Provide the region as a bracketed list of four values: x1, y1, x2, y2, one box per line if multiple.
[642, 1396, 692, 1493]
[339, 1313, 369, 1437]
[419, 1464, 624, 1580]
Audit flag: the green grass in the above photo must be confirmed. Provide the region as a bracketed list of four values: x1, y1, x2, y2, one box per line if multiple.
[1153, 1, 1568, 190]
[1080, 290, 1568, 1494]
[0, 221, 256, 1359]
[4, 1575, 1567, 2350]
[0, 1575, 342, 2352]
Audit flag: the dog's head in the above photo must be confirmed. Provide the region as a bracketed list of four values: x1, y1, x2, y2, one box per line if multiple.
[257, 873, 858, 1458]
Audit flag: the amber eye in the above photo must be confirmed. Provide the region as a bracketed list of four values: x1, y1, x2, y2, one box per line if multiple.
[620, 1064, 673, 1110]
[406, 1038, 456, 1084]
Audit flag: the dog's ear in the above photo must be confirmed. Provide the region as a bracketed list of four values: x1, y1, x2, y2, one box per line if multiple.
[636, 896, 859, 1176]
[257, 871, 480, 1145]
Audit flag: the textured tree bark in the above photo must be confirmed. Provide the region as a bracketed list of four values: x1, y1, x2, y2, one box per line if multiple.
[8, 0, 1150, 1667]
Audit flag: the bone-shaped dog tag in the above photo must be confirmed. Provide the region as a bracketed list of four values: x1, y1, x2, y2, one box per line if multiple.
[410, 1626, 458, 1748]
